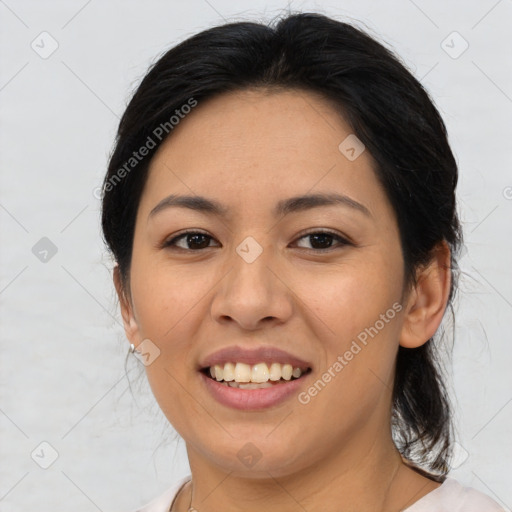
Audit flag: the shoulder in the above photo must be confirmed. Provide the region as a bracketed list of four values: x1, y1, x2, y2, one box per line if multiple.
[125, 476, 191, 512]
[405, 477, 506, 512]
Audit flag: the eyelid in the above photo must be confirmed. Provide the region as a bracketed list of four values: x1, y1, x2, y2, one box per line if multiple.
[161, 228, 353, 251]
[293, 228, 353, 246]
[159, 229, 215, 250]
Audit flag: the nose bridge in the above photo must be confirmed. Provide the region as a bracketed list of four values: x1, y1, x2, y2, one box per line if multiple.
[228, 234, 274, 300]
[210, 234, 292, 328]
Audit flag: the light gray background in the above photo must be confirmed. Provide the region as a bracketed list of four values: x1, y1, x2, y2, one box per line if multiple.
[1, 1, 511, 511]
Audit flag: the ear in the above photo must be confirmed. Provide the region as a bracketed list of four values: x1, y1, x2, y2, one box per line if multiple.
[399, 240, 452, 348]
[113, 265, 141, 346]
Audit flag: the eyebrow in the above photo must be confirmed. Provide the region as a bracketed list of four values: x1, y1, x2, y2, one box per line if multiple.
[148, 192, 372, 220]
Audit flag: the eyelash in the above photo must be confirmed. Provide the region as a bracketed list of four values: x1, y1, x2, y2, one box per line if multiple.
[161, 229, 351, 253]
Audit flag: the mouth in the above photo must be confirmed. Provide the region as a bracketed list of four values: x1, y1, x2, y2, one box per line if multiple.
[199, 364, 312, 410]
[198, 345, 314, 409]
[200, 362, 312, 389]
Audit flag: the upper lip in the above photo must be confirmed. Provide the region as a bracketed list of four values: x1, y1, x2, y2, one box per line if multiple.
[199, 345, 313, 370]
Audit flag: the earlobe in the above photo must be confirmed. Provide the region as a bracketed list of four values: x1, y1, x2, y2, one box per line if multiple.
[113, 265, 140, 345]
[399, 241, 452, 349]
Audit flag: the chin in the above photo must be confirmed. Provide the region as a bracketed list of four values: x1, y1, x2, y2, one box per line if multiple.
[191, 433, 312, 478]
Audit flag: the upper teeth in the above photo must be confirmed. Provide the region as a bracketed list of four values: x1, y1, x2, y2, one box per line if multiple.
[208, 362, 305, 383]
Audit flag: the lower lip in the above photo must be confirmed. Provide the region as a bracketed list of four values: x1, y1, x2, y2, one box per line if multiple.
[200, 372, 310, 410]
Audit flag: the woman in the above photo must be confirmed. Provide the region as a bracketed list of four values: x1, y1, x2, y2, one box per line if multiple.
[101, 12, 506, 512]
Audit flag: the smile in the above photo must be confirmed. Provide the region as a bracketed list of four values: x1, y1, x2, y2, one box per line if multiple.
[200, 362, 312, 410]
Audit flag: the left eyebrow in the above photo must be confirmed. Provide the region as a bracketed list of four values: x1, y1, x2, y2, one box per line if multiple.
[148, 192, 372, 220]
[274, 192, 372, 218]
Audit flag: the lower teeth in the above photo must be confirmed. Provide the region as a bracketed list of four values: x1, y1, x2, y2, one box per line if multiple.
[219, 379, 295, 389]
[232, 381, 273, 389]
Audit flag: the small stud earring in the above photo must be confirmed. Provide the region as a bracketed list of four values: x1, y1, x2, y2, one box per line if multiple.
[129, 343, 136, 353]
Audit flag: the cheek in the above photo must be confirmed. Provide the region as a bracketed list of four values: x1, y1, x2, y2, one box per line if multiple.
[293, 253, 403, 343]
[129, 256, 204, 341]
[293, 266, 402, 425]
[129, 260, 204, 428]
[295, 252, 404, 408]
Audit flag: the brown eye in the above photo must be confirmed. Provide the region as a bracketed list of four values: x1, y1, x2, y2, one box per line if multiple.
[294, 231, 350, 251]
[163, 231, 218, 250]
[162, 229, 350, 252]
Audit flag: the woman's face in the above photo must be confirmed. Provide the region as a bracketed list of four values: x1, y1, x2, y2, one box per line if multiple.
[121, 88, 409, 477]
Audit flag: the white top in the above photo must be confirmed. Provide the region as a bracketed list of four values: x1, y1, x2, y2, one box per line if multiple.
[131, 475, 506, 512]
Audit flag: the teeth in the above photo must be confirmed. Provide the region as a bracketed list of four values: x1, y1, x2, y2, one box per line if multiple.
[251, 362, 269, 383]
[281, 364, 293, 380]
[237, 382, 273, 389]
[269, 363, 281, 381]
[207, 362, 307, 383]
[214, 364, 223, 381]
[234, 362, 252, 382]
[223, 362, 235, 381]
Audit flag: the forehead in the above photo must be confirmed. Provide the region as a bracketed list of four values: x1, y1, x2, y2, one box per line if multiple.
[152, 87, 355, 165]
[137, 88, 387, 222]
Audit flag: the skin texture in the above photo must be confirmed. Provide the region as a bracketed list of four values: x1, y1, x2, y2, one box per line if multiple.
[114, 88, 452, 512]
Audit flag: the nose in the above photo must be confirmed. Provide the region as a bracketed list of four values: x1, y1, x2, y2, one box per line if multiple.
[210, 239, 294, 331]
